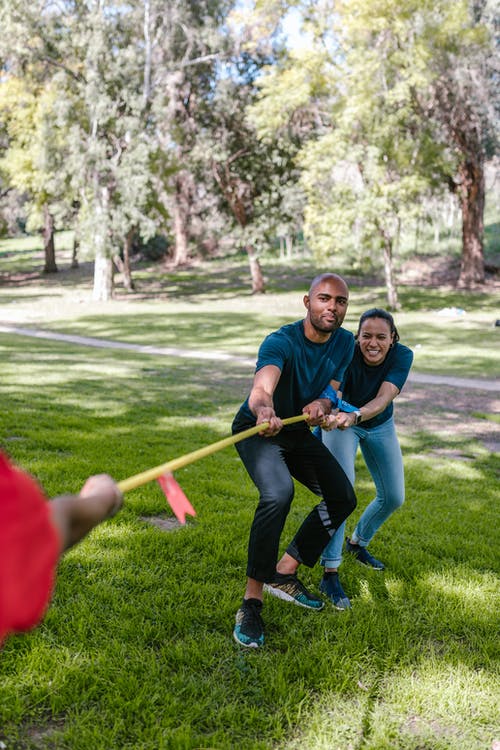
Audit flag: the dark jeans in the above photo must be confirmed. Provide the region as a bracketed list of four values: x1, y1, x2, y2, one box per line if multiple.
[234, 426, 357, 582]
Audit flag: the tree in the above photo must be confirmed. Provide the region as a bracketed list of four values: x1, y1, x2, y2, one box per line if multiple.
[138, 0, 235, 268]
[0, 0, 164, 300]
[199, 11, 306, 292]
[67, 0, 158, 300]
[248, 0, 498, 300]
[248, 3, 423, 308]
[0, 74, 70, 273]
[407, 0, 498, 286]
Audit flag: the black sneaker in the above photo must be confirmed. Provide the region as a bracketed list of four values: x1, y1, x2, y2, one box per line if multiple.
[233, 598, 265, 648]
[319, 572, 352, 610]
[345, 537, 385, 570]
[264, 572, 324, 610]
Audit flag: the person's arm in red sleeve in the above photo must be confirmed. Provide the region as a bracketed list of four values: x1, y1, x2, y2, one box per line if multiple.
[0, 452, 122, 646]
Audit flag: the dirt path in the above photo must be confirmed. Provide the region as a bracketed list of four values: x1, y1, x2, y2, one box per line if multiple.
[395, 379, 499, 455]
[0, 321, 498, 387]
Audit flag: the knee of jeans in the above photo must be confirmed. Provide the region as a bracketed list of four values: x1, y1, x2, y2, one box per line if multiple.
[386, 492, 404, 511]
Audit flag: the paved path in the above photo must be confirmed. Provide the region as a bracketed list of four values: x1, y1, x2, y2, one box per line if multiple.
[1, 322, 498, 392]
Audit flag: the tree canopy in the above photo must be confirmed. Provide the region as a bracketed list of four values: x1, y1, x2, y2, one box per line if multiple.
[0, 0, 497, 302]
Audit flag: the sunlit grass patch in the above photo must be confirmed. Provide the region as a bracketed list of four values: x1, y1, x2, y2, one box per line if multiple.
[369, 661, 499, 750]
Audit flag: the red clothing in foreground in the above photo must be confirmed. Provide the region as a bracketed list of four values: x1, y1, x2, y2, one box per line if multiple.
[0, 452, 60, 645]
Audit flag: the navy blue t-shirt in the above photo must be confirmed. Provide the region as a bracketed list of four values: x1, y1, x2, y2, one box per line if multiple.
[234, 320, 355, 430]
[341, 342, 414, 428]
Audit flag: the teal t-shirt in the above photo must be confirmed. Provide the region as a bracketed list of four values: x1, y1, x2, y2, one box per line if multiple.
[342, 342, 414, 428]
[234, 320, 355, 429]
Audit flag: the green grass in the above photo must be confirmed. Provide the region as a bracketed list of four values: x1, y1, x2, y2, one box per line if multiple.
[0, 238, 499, 749]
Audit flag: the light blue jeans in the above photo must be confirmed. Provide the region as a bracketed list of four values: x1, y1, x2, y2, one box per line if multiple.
[319, 417, 405, 569]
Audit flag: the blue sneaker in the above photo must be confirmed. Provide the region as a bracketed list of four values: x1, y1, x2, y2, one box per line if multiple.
[319, 572, 351, 610]
[264, 572, 324, 610]
[233, 598, 265, 648]
[345, 537, 385, 570]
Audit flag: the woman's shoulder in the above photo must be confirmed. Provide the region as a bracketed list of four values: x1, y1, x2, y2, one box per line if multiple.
[394, 342, 414, 364]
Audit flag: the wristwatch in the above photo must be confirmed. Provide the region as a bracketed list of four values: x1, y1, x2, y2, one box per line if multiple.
[353, 410, 362, 425]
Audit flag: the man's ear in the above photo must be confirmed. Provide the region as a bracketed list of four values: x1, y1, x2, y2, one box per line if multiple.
[303, 294, 310, 310]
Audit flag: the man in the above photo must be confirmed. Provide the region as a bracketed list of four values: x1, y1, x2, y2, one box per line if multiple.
[232, 273, 357, 648]
[0, 450, 123, 646]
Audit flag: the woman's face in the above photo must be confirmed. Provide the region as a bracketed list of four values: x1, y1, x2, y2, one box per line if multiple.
[358, 317, 394, 366]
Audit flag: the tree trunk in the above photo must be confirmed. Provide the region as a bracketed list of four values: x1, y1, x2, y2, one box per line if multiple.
[246, 245, 265, 294]
[171, 173, 191, 266]
[457, 158, 485, 287]
[379, 228, 400, 310]
[42, 205, 57, 273]
[172, 201, 189, 265]
[92, 186, 113, 301]
[71, 233, 79, 268]
[93, 255, 114, 301]
[113, 227, 135, 292]
[123, 228, 135, 290]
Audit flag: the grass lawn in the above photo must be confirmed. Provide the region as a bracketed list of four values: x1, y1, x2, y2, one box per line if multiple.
[0, 238, 499, 379]
[0, 240, 499, 749]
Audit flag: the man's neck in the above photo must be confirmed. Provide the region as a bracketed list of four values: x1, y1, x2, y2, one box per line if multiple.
[302, 319, 333, 344]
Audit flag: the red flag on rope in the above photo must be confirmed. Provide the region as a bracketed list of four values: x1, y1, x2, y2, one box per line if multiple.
[157, 473, 196, 525]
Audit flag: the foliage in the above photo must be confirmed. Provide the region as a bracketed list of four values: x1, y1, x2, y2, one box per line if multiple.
[0, 0, 497, 298]
[0, 77, 58, 228]
[248, 0, 498, 300]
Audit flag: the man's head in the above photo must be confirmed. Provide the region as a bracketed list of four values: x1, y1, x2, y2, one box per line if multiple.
[303, 273, 349, 342]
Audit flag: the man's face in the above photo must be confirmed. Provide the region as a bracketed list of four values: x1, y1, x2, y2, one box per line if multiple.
[304, 278, 349, 335]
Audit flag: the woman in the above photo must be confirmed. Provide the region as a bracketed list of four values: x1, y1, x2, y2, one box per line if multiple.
[318, 308, 413, 610]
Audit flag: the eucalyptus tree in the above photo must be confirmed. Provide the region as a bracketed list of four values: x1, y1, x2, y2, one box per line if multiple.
[140, 1, 303, 291]
[0, 5, 77, 273]
[406, 0, 498, 286]
[199, 49, 305, 292]
[0, 77, 56, 271]
[0, 0, 164, 299]
[249, 5, 405, 307]
[60, 0, 158, 299]
[329, 0, 498, 288]
[293, 0, 449, 309]
[249, 0, 497, 304]
[134, 0, 235, 268]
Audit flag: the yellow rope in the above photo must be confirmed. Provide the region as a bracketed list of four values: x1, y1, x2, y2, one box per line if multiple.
[118, 414, 308, 493]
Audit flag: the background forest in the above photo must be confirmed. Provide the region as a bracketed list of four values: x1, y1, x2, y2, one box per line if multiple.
[0, 0, 498, 307]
